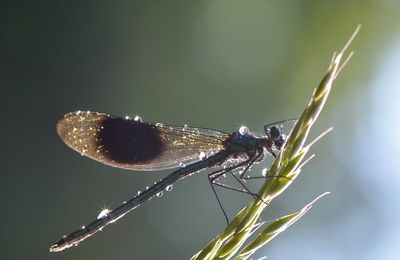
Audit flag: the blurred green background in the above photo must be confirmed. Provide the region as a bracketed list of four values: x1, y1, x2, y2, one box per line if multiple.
[2, 1, 400, 259]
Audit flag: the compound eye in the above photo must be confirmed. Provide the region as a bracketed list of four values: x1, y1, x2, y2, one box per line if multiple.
[268, 126, 282, 140]
[274, 137, 284, 149]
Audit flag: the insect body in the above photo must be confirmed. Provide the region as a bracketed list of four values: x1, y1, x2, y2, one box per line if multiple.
[50, 111, 288, 252]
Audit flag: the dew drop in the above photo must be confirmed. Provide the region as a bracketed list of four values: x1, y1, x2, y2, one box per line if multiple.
[80, 148, 88, 156]
[199, 151, 206, 160]
[145, 186, 149, 190]
[156, 191, 163, 197]
[134, 115, 142, 122]
[81, 226, 86, 230]
[179, 162, 185, 167]
[166, 185, 173, 192]
[155, 123, 164, 127]
[125, 116, 130, 120]
[239, 126, 249, 135]
[137, 191, 141, 196]
[262, 168, 268, 177]
[97, 208, 111, 219]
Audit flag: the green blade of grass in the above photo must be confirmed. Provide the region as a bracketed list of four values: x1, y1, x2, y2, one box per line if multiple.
[235, 192, 330, 260]
[190, 25, 360, 260]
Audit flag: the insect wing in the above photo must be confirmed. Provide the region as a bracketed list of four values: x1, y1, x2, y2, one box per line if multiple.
[56, 111, 228, 170]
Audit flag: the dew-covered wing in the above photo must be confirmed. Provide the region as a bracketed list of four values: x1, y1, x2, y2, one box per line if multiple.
[56, 111, 229, 171]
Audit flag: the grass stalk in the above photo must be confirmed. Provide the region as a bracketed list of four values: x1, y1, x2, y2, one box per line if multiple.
[191, 25, 360, 260]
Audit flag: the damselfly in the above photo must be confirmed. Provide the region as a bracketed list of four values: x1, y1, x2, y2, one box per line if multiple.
[50, 111, 292, 252]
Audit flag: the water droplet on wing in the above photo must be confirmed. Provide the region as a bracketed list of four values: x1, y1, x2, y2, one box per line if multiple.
[262, 168, 268, 177]
[199, 151, 206, 160]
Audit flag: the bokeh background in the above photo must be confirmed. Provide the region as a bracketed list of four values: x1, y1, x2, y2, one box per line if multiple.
[2, 1, 400, 259]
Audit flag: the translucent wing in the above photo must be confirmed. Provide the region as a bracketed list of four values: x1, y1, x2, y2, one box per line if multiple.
[56, 111, 229, 171]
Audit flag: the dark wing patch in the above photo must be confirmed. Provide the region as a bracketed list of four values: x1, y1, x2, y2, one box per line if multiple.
[96, 116, 165, 164]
